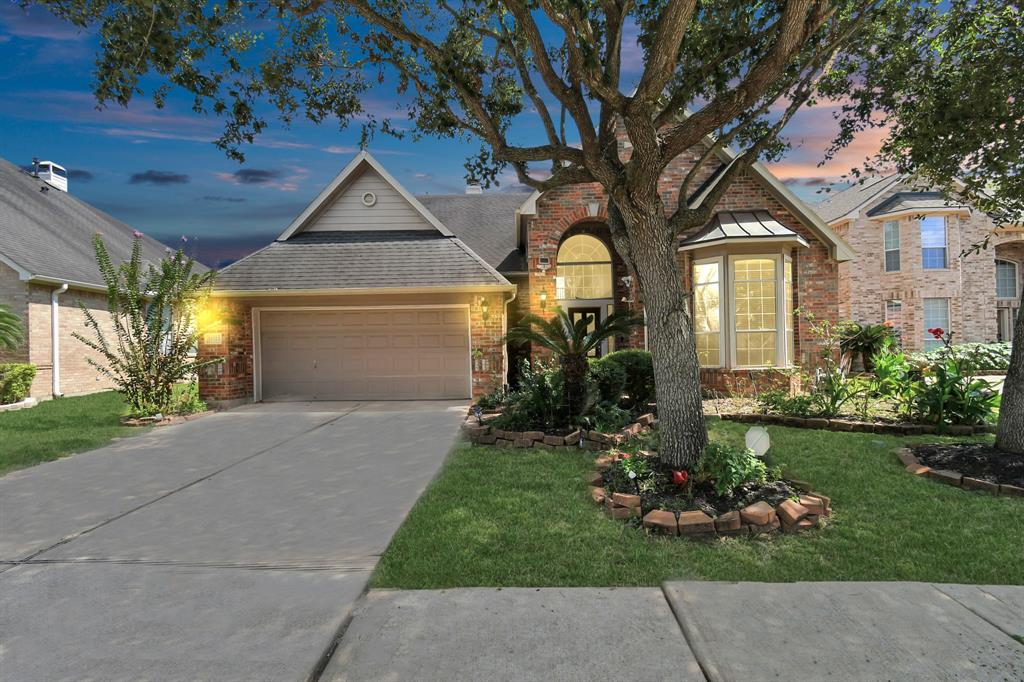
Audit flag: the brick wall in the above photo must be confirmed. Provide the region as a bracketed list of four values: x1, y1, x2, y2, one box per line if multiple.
[197, 298, 253, 405]
[835, 180, 1007, 350]
[523, 139, 840, 392]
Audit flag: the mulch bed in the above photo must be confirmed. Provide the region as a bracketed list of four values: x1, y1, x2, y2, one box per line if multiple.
[911, 443, 1024, 488]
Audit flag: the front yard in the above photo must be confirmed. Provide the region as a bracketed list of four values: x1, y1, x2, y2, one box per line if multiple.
[0, 391, 141, 476]
[373, 419, 1024, 588]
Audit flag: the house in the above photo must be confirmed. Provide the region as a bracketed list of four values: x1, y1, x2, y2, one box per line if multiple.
[0, 157, 173, 399]
[198, 136, 853, 406]
[816, 175, 1024, 351]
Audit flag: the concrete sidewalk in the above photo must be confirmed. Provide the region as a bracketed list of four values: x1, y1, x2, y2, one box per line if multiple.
[324, 582, 1024, 681]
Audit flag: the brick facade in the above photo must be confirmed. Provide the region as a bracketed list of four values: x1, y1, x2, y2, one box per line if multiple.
[520, 140, 841, 394]
[0, 262, 119, 399]
[833, 179, 1024, 351]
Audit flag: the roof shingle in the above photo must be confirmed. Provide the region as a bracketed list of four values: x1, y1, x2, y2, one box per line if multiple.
[814, 175, 902, 223]
[416, 193, 531, 272]
[0, 157, 176, 288]
[214, 230, 510, 291]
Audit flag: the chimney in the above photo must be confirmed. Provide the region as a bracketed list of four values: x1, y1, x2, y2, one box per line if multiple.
[465, 183, 483, 195]
[34, 160, 68, 192]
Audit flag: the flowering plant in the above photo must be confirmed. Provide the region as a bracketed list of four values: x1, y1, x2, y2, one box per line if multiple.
[671, 470, 689, 486]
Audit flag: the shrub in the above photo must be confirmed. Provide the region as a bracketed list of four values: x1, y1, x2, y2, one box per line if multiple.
[587, 356, 627, 405]
[580, 402, 633, 432]
[171, 382, 207, 415]
[0, 363, 37, 404]
[0, 304, 24, 352]
[908, 342, 1011, 373]
[838, 321, 898, 372]
[475, 386, 509, 411]
[696, 442, 768, 496]
[600, 349, 655, 409]
[757, 389, 815, 417]
[490, 360, 567, 431]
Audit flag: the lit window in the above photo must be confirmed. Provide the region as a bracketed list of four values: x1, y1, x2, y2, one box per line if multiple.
[555, 235, 613, 300]
[732, 257, 777, 367]
[923, 298, 949, 350]
[996, 259, 1018, 300]
[883, 221, 900, 272]
[921, 216, 947, 269]
[693, 259, 722, 367]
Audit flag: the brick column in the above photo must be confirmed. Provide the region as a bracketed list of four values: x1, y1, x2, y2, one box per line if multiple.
[197, 298, 253, 407]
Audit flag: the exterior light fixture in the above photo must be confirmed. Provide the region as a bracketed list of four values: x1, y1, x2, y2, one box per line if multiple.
[480, 297, 491, 321]
[540, 291, 548, 309]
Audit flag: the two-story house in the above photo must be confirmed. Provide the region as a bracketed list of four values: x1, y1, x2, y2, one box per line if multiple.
[816, 176, 1023, 350]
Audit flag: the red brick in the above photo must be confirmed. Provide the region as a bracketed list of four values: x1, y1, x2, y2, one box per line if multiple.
[896, 448, 919, 467]
[590, 486, 606, 504]
[777, 499, 810, 526]
[678, 511, 715, 535]
[739, 501, 776, 526]
[714, 510, 742, 531]
[587, 471, 604, 487]
[906, 463, 931, 475]
[927, 469, 963, 486]
[961, 477, 1000, 494]
[798, 495, 827, 517]
[642, 510, 679, 535]
[611, 492, 641, 509]
[604, 503, 637, 519]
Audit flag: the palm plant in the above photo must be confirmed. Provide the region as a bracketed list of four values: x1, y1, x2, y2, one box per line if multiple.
[0, 304, 24, 352]
[506, 308, 641, 420]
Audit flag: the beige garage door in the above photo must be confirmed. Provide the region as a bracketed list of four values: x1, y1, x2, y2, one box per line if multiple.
[259, 308, 471, 400]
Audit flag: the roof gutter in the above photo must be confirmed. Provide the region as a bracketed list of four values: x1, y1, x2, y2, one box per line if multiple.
[210, 284, 517, 298]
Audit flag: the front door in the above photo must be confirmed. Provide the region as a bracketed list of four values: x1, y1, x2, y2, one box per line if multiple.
[569, 307, 603, 357]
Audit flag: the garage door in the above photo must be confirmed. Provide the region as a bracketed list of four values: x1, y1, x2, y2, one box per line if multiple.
[259, 308, 471, 400]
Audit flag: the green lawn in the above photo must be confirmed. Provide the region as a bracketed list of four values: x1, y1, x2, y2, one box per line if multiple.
[373, 419, 1024, 588]
[0, 391, 140, 476]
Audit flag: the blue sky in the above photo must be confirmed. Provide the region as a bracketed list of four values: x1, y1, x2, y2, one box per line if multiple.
[0, 3, 883, 266]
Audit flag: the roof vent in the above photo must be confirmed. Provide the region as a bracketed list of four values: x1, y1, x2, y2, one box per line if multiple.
[33, 158, 68, 192]
[465, 183, 483, 195]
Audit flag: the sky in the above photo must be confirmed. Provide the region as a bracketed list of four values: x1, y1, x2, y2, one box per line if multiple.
[0, 3, 886, 267]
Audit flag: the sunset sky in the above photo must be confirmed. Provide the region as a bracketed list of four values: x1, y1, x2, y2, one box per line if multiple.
[0, 3, 887, 266]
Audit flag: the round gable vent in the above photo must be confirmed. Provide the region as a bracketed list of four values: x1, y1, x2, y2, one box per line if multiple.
[362, 191, 377, 207]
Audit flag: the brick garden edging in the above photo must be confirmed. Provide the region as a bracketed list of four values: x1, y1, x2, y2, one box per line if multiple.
[720, 412, 995, 436]
[121, 410, 216, 427]
[590, 452, 832, 539]
[461, 413, 658, 450]
[893, 447, 1024, 497]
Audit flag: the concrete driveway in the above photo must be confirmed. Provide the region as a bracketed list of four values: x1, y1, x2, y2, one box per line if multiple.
[0, 400, 466, 681]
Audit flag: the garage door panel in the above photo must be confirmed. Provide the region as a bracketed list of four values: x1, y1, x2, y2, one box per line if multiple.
[260, 308, 471, 400]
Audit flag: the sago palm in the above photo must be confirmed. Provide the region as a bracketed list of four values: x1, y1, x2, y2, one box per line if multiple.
[0, 304, 24, 352]
[506, 307, 640, 420]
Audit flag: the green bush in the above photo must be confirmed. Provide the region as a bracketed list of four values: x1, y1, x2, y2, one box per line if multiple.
[0, 363, 37, 404]
[171, 382, 207, 415]
[490, 360, 567, 431]
[696, 442, 768, 496]
[600, 350, 655, 409]
[587, 356, 627, 405]
[757, 389, 815, 417]
[908, 342, 1011, 373]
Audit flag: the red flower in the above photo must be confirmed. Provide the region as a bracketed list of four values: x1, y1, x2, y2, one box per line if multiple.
[928, 327, 945, 340]
[621, 453, 631, 459]
[671, 470, 689, 486]
[882, 320, 894, 328]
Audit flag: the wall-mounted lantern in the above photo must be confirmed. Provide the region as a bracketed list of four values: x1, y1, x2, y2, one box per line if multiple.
[480, 297, 491, 322]
[539, 291, 548, 310]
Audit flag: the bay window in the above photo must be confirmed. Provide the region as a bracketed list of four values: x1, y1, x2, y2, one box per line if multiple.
[690, 253, 795, 369]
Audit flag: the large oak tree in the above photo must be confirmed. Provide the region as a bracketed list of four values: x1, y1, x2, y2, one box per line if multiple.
[33, 0, 1024, 464]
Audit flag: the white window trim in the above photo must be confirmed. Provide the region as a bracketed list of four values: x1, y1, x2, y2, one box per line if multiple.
[883, 220, 900, 272]
[727, 253, 789, 370]
[693, 256, 725, 369]
[996, 258, 1019, 301]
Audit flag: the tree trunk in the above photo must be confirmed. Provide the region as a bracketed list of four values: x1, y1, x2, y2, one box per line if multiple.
[613, 206, 708, 468]
[996, 296, 1024, 453]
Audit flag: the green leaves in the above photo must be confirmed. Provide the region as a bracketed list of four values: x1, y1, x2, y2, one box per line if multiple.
[0, 304, 24, 352]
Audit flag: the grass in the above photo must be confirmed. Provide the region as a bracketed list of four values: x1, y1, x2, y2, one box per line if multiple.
[373, 419, 1024, 588]
[0, 391, 141, 476]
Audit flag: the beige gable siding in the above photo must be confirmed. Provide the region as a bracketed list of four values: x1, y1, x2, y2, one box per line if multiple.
[304, 168, 435, 232]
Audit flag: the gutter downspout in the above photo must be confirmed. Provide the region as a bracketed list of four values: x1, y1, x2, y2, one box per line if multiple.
[51, 283, 68, 397]
[503, 286, 517, 387]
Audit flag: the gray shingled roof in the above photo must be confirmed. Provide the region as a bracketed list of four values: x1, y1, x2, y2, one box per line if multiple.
[416, 193, 531, 273]
[0, 157, 178, 288]
[214, 230, 510, 291]
[680, 211, 809, 249]
[814, 175, 902, 223]
[865, 192, 967, 217]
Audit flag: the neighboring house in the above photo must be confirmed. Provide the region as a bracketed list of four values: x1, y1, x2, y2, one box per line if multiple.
[816, 175, 1024, 351]
[198, 136, 853, 406]
[0, 157, 172, 399]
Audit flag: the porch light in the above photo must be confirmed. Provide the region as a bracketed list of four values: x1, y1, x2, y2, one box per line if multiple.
[540, 291, 548, 309]
[480, 297, 491, 321]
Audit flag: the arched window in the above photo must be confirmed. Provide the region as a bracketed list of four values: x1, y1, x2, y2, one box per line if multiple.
[556, 234, 613, 300]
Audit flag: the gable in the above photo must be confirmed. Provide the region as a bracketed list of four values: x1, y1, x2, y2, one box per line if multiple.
[277, 151, 452, 241]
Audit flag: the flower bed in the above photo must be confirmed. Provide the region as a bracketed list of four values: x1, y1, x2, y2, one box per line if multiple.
[588, 451, 832, 538]
[462, 412, 657, 450]
[121, 410, 216, 427]
[894, 446, 1024, 497]
[720, 412, 994, 436]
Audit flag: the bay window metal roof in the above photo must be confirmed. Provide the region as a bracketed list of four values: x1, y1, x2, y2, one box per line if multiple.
[679, 211, 810, 251]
